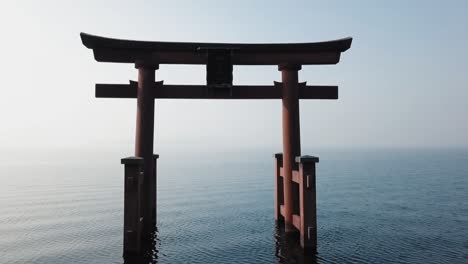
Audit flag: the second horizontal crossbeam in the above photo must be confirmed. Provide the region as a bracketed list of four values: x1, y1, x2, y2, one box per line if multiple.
[95, 82, 338, 100]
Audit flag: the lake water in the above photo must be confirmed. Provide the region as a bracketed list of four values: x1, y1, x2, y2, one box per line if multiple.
[0, 148, 467, 263]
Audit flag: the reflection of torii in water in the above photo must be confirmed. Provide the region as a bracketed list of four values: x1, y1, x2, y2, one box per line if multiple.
[80, 32, 352, 256]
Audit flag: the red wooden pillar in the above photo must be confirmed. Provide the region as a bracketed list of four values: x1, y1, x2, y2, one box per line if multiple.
[279, 64, 302, 232]
[135, 63, 158, 238]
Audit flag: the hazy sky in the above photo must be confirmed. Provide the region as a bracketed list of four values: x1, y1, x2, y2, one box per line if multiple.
[0, 0, 467, 153]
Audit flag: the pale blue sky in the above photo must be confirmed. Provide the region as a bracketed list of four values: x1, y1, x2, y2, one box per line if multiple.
[0, 0, 467, 153]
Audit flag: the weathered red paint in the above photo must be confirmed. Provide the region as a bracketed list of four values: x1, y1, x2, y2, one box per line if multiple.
[280, 64, 302, 232]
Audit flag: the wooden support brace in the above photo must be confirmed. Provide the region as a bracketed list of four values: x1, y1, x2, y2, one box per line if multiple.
[296, 155, 319, 253]
[274, 153, 284, 222]
[151, 154, 159, 226]
[121, 157, 145, 256]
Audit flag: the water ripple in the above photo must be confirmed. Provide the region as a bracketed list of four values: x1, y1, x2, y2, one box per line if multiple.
[1, 149, 467, 263]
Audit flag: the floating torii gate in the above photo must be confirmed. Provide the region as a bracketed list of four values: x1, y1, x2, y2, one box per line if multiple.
[80, 33, 352, 256]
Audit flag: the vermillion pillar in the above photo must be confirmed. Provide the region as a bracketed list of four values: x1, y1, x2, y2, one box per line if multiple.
[279, 64, 301, 232]
[135, 63, 158, 238]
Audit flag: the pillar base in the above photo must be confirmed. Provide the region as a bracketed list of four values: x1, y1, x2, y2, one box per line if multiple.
[121, 154, 159, 256]
[121, 157, 144, 255]
[284, 222, 295, 233]
[274, 153, 319, 252]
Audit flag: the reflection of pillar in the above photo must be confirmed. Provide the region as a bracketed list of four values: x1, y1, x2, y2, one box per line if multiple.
[135, 63, 158, 237]
[279, 64, 301, 232]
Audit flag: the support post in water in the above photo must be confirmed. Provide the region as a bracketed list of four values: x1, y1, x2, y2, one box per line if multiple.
[274, 153, 284, 222]
[121, 157, 144, 255]
[152, 154, 159, 225]
[134, 63, 158, 239]
[279, 64, 302, 232]
[296, 155, 319, 253]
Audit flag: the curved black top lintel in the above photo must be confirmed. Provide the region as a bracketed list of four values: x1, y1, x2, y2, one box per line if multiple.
[80, 32, 352, 65]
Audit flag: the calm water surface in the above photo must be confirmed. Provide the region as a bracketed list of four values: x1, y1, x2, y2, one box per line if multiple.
[0, 149, 467, 263]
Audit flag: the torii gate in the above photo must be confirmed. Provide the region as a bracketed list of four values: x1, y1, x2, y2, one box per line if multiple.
[80, 33, 352, 256]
